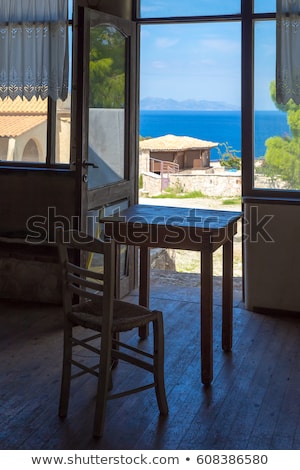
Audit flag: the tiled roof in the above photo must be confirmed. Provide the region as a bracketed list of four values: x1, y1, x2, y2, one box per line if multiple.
[0, 96, 47, 115]
[0, 97, 47, 137]
[0, 115, 47, 138]
[139, 134, 218, 151]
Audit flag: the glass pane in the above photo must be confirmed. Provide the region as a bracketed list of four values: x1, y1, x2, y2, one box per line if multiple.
[0, 97, 47, 163]
[68, 0, 73, 20]
[139, 0, 240, 18]
[140, 22, 241, 193]
[254, 21, 300, 191]
[254, 0, 276, 13]
[88, 13, 126, 190]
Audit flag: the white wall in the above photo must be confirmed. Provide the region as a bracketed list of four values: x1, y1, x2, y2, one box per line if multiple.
[244, 202, 300, 313]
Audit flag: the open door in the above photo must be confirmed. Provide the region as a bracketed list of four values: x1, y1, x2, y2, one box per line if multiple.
[72, 1, 139, 296]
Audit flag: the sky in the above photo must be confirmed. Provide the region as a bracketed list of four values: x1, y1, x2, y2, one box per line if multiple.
[67, 0, 277, 111]
[139, 0, 277, 110]
[140, 0, 276, 17]
[140, 0, 241, 17]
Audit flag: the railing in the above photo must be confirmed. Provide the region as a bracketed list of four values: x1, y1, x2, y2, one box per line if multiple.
[149, 158, 179, 191]
[150, 158, 179, 175]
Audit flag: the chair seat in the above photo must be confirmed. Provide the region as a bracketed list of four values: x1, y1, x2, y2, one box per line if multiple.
[70, 298, 159, 333]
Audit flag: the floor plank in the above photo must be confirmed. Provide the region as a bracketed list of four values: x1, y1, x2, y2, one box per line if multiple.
[1, 275, 300, 450]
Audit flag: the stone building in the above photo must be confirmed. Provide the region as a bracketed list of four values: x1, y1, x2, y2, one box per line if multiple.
[139, 133, 241, 197]
[139, 133, 218, 174]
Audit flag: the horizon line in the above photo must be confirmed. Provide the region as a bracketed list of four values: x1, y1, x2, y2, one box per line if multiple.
[140, 108, 278, 112]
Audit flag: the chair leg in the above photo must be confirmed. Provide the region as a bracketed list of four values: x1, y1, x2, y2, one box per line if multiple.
[111, 332, 119, 369]
[58, 321, 73, 418]
[93, 334, 113, 438]
[152, 314, 168, 415]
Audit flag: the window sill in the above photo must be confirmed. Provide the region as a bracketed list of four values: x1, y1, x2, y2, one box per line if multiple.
[243, 195, 300, 205]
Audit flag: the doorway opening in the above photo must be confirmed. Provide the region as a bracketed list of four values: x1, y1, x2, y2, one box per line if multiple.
[138, 21, 242, 284]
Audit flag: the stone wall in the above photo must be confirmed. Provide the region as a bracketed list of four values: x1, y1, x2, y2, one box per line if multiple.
[141, 170, 241, 197]
[169, 171, 241, 197]
[141, 172, 162, 196]
[139, 150, 150, 174]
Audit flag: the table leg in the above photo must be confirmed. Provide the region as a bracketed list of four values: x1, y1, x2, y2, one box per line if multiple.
[139, 246, 150, 339]
[222, 238, 233, 352]
[201, 250, 213, 385]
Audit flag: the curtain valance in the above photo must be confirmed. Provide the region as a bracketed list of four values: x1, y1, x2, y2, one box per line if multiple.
[276, 0, 300, 104]
[0, 0, 69, 101]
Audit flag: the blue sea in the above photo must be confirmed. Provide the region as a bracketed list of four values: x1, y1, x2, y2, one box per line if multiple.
[139, 110, 290, 161]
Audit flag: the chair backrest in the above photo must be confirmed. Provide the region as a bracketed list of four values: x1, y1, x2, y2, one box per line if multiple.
[56, 228, 116, 322]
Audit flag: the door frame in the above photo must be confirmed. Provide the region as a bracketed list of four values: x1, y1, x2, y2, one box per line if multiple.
[71, 0, 139, 295]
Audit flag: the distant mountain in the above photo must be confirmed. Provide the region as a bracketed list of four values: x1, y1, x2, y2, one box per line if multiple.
[140, 97, 240, 111]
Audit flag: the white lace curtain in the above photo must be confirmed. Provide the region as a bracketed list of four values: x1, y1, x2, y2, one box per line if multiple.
[276, 0, 300, 104]
[0, 0, 69, 101]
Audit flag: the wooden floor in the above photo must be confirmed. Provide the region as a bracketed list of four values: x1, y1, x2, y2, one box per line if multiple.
[1, 271, 300, 450]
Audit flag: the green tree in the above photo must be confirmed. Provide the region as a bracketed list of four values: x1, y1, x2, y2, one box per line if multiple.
[89, 25, 125, 108]
[262, 81, 300, 188]
[217, 142, 241, 170]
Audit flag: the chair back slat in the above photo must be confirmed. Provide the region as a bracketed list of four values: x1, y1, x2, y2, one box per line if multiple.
[57, 228, 114, 314]
[66, 272, 104, 293]
[66, 261, 104, 282]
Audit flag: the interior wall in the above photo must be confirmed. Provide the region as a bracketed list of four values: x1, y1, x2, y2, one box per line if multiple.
[244, 202, 300, 313]
[0, 169, 77, 303]
[0, 169, 76, 236]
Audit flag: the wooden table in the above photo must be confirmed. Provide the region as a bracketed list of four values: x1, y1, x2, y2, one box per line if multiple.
[102, 204, 242, 385]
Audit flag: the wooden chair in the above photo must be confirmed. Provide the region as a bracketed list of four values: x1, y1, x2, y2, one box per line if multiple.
[56, 229, 168, 438]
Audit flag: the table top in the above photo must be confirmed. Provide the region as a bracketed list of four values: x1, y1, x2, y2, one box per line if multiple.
[102, 204, 242, 231]
[101, 204, 242, 251]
